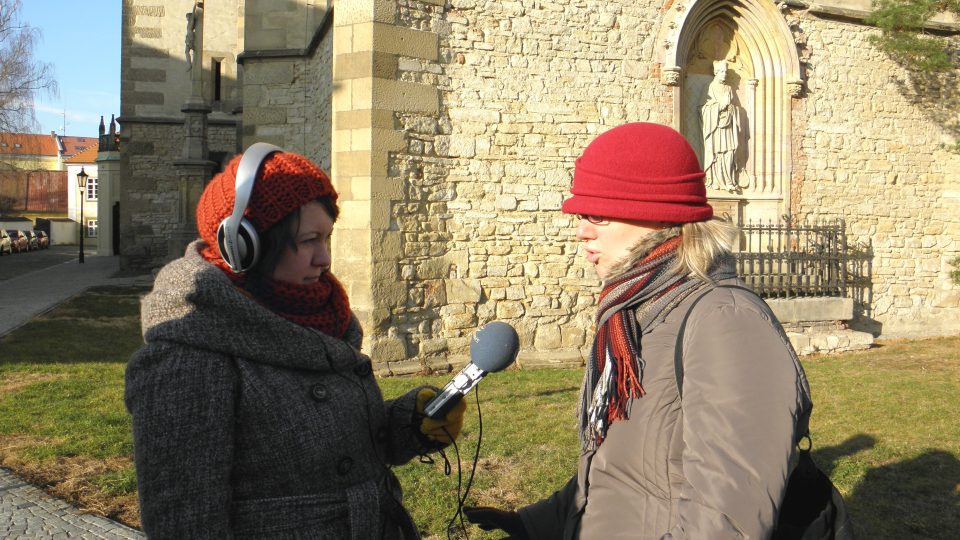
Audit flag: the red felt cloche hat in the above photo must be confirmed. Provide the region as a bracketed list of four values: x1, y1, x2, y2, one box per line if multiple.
[562, 122, 713, 223]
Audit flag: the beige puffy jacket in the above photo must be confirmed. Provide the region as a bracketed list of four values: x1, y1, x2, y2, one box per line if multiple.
[519, 277, 813, 539]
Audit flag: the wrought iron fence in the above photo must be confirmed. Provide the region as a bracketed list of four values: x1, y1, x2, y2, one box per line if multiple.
[735, 215, 872, 307]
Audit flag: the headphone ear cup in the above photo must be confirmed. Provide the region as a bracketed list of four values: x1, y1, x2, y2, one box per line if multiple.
[216, 217, 261, 273]
[236, 218, 261, 271]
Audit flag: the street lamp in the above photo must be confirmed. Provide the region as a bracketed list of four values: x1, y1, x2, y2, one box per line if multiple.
[76, 167, 88, 264]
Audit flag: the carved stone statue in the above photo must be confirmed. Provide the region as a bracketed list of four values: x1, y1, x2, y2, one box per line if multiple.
[700, 60, 742, 192]
[184, 2, 203, 74]
[185, 11, 196, 71]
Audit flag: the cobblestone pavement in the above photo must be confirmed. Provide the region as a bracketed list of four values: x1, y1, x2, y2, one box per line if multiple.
[1, 253, 151, 538]
[0, 468, 144, 539]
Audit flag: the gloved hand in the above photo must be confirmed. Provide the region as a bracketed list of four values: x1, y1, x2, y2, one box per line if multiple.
[464, 506, 529, 539]
[415, 387, 466, 444]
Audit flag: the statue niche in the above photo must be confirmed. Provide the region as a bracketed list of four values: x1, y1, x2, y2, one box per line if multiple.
[664, 1, 804, 225]
[683, 23, 751, 194]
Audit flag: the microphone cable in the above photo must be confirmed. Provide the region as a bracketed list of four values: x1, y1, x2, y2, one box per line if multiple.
[439, 385, 484, 540]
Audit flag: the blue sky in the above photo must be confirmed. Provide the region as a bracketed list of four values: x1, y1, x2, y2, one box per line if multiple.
[20, 1, 121, 138]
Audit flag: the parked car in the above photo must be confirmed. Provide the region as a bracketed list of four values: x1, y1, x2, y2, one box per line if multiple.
[35, 230, 50, 249]
[0, 230, 12, 255]
[25, 230, 39, 251]
[6, 230, 28, 253]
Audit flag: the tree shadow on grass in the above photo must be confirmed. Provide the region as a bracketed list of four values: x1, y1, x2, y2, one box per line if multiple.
[813, 434, 960, 539]
[847, 449, 960, 539]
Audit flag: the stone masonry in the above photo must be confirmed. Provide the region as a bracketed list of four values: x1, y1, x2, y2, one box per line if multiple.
[120, 0, 960, 371]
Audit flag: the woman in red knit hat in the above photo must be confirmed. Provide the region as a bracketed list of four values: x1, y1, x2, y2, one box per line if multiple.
[467, 123, 813, 539]
[125, 145, 464, 539]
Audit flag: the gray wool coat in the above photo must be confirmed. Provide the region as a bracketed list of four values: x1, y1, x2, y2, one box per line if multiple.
[125, 242, 436, 539]
[519, 266, 813, 539]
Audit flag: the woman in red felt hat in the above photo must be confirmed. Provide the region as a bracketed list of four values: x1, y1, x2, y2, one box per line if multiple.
[125, 146, 464, 539]
[466, 123, 813, 539]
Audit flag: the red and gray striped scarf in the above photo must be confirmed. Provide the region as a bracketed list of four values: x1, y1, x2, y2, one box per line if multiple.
[579, 234, 705, 450]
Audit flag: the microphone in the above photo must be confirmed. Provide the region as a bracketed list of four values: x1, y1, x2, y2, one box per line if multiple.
[424, 321, 519, 419]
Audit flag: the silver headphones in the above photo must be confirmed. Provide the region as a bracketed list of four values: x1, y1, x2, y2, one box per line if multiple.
[216, 142, 283, 273]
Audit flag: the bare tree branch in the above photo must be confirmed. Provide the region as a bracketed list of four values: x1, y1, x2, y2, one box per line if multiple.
[0, 0, 58, 133]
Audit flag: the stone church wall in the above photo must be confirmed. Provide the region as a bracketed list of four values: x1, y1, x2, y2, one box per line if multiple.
[383, 0, 679, 371]
[119, 121, 237, 270]
[119, 0, 959, 369]
[240, 11, 333, 166]
[121, 0, 241, 271]
[792, 15, 960, 338]
[379, 0, 959, 370]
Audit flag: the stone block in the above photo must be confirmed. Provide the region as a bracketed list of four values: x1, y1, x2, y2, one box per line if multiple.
[373, 280, 407, 306]
[538, 191, 563, 210]
[371, 335, 408, 363]
[371, 79, 439, 114]
[336, 201, 372, 229]
[372, 23, 439, 61]
[243, 61, 295, 84]
[335, 150, 374, 177]
[336, 109, 396, 130]
[444, 312, 478, 330]
[766, 297, 854, 323]
[517, 350, 585, 369]
[534, 324, 562, 349]
[561, 326, 587, 348]
[245, 107, 288, 125]
[496, 300, 525, 319]
[418, 257, 449, 279]
[424, 279, 447, 306]
[435, 135, 476, 157]
[419, 338, 449, 356]
[336, 1, 396, 26]
[335, 51, 399, 80]
[446, 278, 483, 303]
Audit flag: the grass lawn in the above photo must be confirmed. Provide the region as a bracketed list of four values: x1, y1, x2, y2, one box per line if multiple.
[1, 285, 958, 538]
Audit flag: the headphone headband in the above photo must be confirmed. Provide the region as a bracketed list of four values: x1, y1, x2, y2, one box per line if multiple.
[218, 142, 283, 272]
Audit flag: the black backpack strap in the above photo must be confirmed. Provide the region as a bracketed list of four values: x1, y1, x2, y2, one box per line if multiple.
[673, 284, 756, 398]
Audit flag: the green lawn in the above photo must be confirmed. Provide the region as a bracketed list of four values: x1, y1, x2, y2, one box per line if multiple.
[0, 285, 957, 538]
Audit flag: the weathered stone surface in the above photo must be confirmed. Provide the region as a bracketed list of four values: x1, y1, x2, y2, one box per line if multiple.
[121, 0, 959, 372]
[445, 278, 482, 303]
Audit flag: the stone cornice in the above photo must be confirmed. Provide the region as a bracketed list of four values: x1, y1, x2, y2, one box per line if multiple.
[783, 0, 960, 33]
[116, 115, 239, 127]
[237, 7, 334, 65]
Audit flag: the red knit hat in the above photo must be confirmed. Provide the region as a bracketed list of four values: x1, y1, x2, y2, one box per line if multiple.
[196, 149, 337, 251]
[562, 122, 713, 223]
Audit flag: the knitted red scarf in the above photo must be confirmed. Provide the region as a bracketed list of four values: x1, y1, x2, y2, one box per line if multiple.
[202, 244, 352, 338]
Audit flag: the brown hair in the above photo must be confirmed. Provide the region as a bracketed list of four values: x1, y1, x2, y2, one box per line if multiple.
[244, 195, 339, 292]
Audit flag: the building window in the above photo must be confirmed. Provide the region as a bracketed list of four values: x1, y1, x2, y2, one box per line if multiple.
[87, 220, 98, 238]
[213, 58, 222, 102]
[86, 177, 98, 200]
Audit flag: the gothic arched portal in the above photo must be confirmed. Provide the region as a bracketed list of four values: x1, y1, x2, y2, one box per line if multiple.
[657, 0, 803, 223]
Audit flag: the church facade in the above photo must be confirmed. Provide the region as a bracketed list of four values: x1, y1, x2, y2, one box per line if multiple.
[120, 0, 960, 371]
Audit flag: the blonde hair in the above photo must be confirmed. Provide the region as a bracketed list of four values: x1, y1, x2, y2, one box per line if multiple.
[671, 218, 741, 281]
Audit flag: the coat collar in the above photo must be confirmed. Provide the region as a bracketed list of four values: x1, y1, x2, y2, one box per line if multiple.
[603, 226, 683, 283]
[141, 241, 363, 373]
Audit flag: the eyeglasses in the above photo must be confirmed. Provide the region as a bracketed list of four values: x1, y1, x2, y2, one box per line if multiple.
[577, 214, 610, 225]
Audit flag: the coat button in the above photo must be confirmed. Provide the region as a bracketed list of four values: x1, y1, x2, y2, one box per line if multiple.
[310, 383, 329, 402]
[354, 361, 372, 377]
[337, 456, 354, 476]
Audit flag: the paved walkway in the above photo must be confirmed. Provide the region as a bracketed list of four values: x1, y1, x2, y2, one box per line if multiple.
[1, 254, 150, 539]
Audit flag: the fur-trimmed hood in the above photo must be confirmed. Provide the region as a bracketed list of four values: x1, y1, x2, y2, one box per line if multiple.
[603, 226, 683, 283]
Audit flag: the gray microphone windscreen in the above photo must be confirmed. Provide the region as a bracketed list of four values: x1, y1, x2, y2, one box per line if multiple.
[470, 321, 519, 372]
